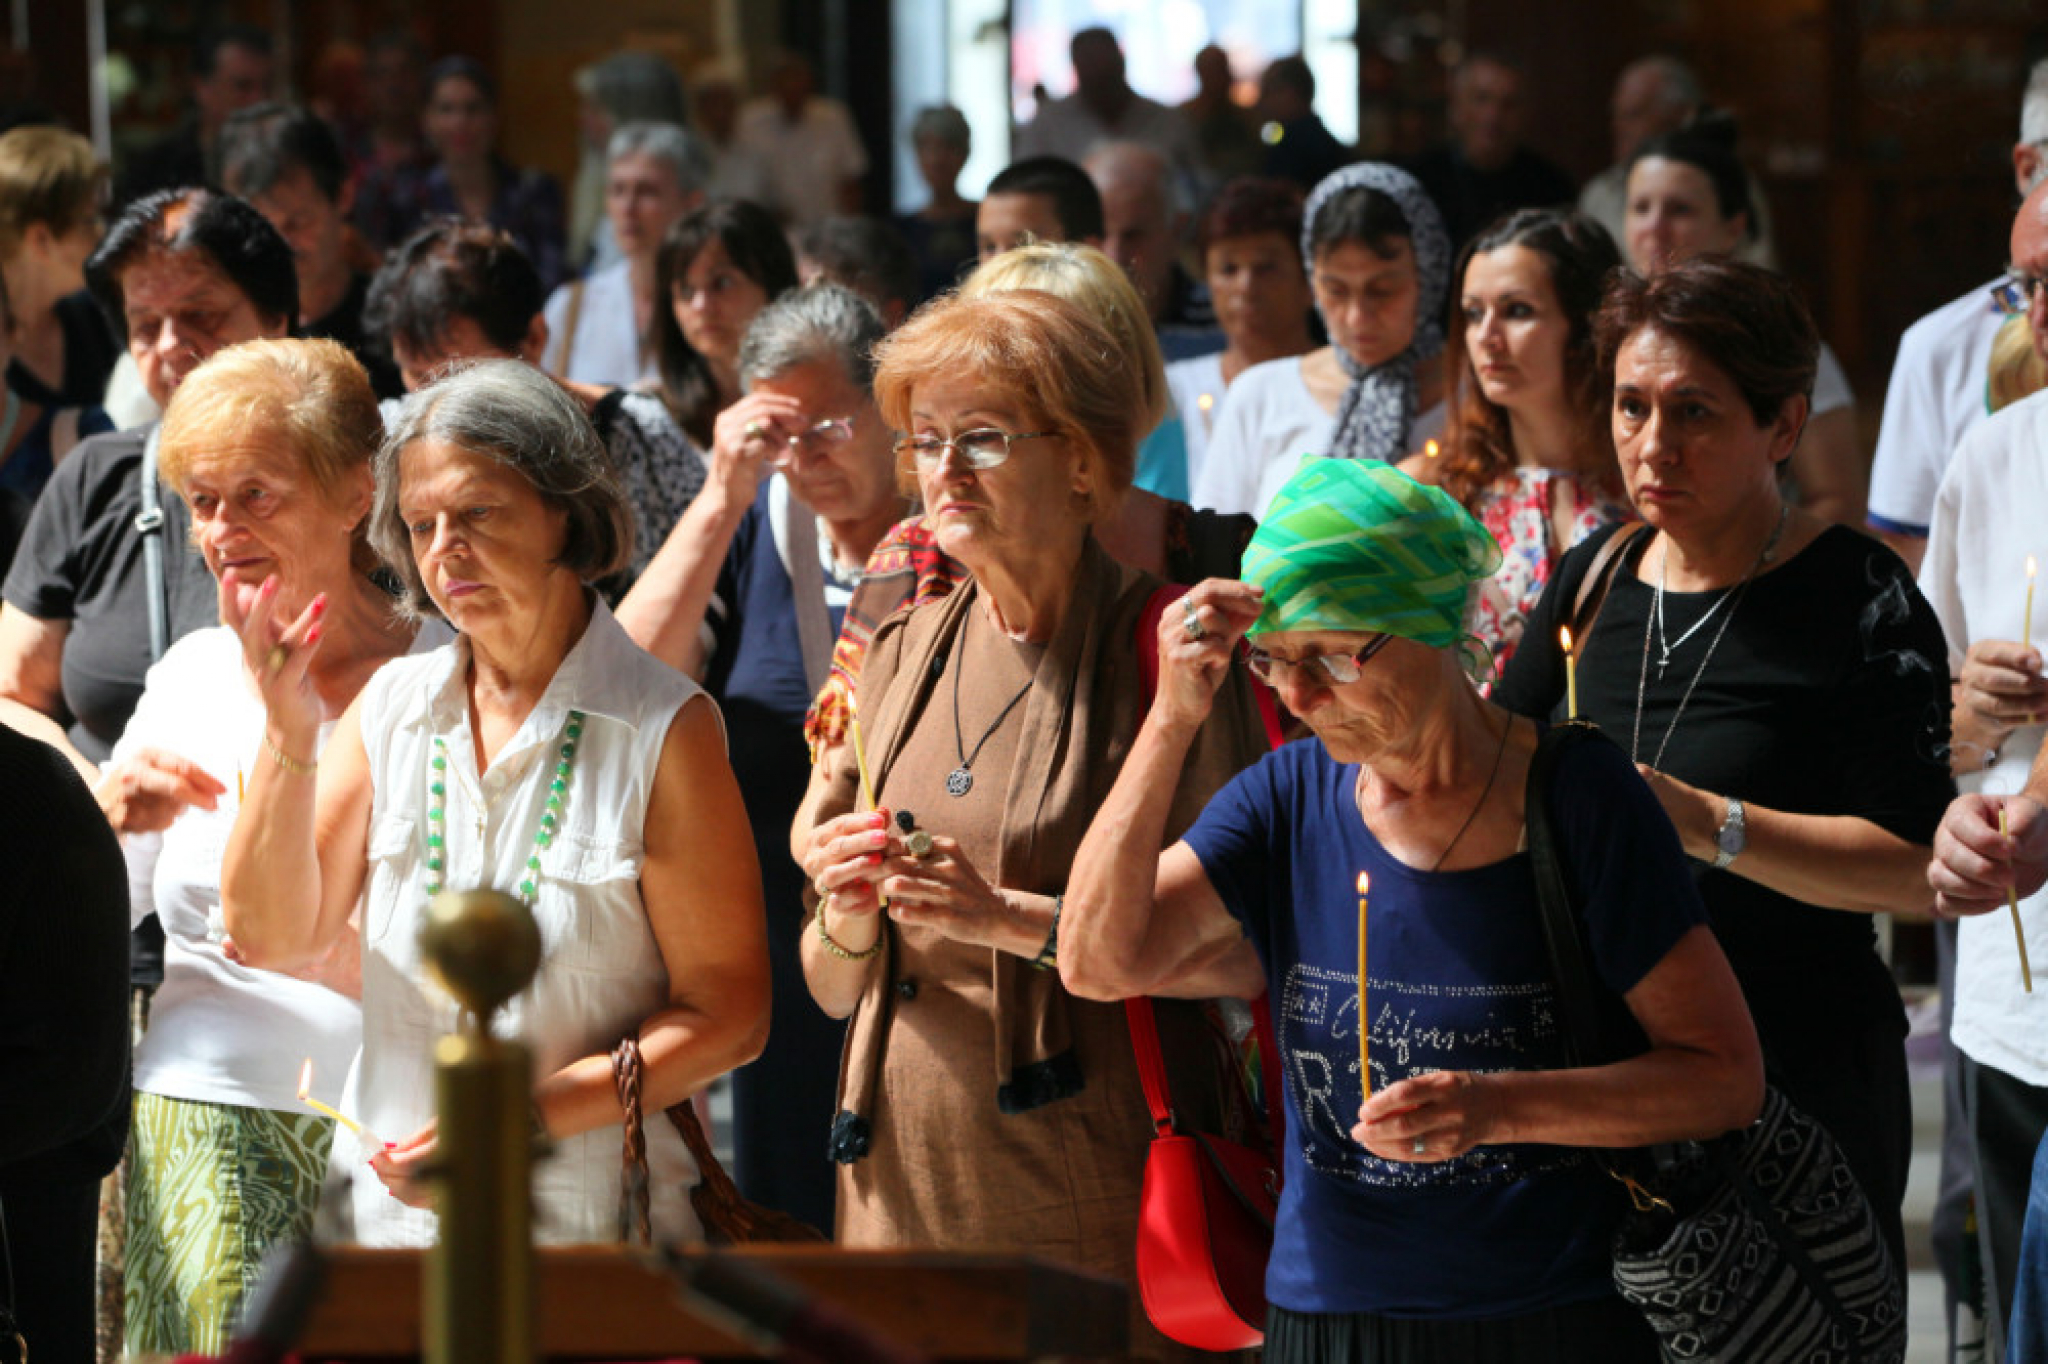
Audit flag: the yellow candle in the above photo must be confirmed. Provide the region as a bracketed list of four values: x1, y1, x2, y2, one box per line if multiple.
[2002, 806, 2034, 995]
[297, 1058, 370, 1138]
[2027, 555, 2038, 654]
[236, 766, 245, 804]
[1560, 626, 1578, 721]
[849, 713, 878, 813]
[1357, 872, 1370, 1098]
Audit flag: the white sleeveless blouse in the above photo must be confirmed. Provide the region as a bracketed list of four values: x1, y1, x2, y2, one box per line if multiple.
[349, 599, 705, 1246]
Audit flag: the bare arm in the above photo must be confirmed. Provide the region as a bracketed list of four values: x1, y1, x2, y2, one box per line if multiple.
[1791, 407, 1866, 528]
[1355, 923, 1764, 1158]
[0, 604, 95, 784]
[614, 393, 792, 677]
[1062, 579, 1265, 1002]
[533, 696, 771, 1138]
[1636, 763, 1935, 916]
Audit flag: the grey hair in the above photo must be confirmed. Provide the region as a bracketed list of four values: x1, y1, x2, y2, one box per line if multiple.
[738, 282, 886, 393]
[606, 120, 711, 197]
[369, 359, 632, 620]
[909, 105, 970, 151]
[2024, 59, 2048, 151]
[1623, 55, 1702, 115]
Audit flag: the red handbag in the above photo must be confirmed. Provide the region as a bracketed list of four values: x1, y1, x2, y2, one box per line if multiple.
[1126, 994, 1283, 1351]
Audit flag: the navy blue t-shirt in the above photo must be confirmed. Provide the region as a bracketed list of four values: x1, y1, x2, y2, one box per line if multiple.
[1180, 731, 1707, 1318]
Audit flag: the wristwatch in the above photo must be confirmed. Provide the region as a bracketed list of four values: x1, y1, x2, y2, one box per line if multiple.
[1713, 797, 1747, 870]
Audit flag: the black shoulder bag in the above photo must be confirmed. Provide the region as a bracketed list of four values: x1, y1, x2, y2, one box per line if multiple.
[1524, 721, 1906, 1364]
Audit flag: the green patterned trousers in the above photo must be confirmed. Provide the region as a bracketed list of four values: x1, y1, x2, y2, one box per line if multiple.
[123, 1092, 333, 1356]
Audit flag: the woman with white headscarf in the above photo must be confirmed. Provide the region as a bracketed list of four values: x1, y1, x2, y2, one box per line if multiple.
[1192, 163, 1452, 519]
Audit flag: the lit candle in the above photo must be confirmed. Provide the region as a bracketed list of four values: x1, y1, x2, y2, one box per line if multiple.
[1357, 872, 1370, 1098]
[2027, 555, 2039, 654]
[236, 765, 245, 804]
[2001, 806, 2035, 995]
[1423, 438, 1440, 460]
[1560, 626, 1578, 721]
[296, 1058, 385, 1146]
[1197, 392, 1215, 414]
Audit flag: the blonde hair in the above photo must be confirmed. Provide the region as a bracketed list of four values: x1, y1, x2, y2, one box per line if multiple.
[160, 338, 382, 538]
[1990, 312, 2047, 414]
[0, 126, 104, 258]
[874, 289, 1138, 522]
[958, 240, 1169, 432]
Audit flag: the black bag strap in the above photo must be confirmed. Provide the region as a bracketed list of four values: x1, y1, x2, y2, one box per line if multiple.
[1523, 720, 1612, 1071]
[1565, 521, 1649, 658]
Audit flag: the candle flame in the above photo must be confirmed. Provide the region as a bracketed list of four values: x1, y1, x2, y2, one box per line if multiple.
[1197, 392, 1215, 413]
[1424, 439, 1440, 459]
[1560, 625, 1574, 654]
[1356, 871, 1369, 895]
[2031, 555, 2039, 580]
[296, 1058, 313, 1102]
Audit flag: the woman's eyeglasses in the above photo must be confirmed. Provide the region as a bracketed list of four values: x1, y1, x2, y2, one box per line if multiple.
[892, 428, 1059, 470]
[771, 416, 857, 466]
[1242, 633, 1395, 686]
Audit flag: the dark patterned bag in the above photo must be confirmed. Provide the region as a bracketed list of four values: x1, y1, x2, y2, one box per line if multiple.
[1525, 722, 1905, 1364]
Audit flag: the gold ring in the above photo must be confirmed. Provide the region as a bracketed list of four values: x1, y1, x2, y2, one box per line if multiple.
[905, 828, 935, 859]
[265, 644, 288, 674]
[745, 420, 765, 439]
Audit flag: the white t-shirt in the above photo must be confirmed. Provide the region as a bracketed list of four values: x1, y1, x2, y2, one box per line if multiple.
[1869, 280, 2005, 538]
[542, 261, 654, 390]
[115, 625, 437, 1112]
[1014, 91, 1200, 186]
[1191, 353, 1447, 519]
[1165, 351, 1227, 498]
[735, 97, 869, 229]
[1812, 341, 1853, 417]
[1919, 385, 2048, 1086]
[350, 600, 704, 1246]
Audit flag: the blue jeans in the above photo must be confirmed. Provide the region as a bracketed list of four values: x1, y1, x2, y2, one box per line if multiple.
[2009, 1126, 2048, 1363]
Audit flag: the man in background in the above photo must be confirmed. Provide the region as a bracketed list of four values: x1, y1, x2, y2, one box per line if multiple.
[117, 25, 275, 208]
[1405, 52, 1573, 251]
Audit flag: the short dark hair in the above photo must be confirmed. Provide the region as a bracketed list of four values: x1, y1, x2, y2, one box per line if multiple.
[195, 24, 272, 79]
[1627, 119, 1753, 236]
[86, 188, 297, 342]
[364, 218, 544, 359]
[797, 216, 919, 316]
[219, 102, 349, 203]
[1195, 176, 1305, 258]
[652, 200, 799, 446]
[426, 55, 495, 106]
[985, 156, 1104, 242]
[1261, 55, 1315, 103]
[1595, 256, 1819, 427]
[1306, 183, 1412, 262]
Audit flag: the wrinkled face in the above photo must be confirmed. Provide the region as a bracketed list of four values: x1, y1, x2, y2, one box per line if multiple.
[1098, 174, 1175, 316]
[672, 239, 770, 369]
[607, 151, 696, 260]
[1624, 157, 1744, 275]
[397, 438, 570, 628]
[195, 42, 274, 130]
[247, 168, 352, 313]
[976, 191, 1066, 261]
[121, 250, 283, 407]
[1460, 244, 1571, 413]
[424, 74, 496, 163]
[753, 358, 896, 524]
[181, 421, 368, 622]
[1249, 627, 1424, 763]
[1450, 60, 1523, 169]
[1312, 239, 1419, 371]
[1611, 326, 1799, 535]
[906, 371, 1089, 572]
[1205, 231, 1310, 351]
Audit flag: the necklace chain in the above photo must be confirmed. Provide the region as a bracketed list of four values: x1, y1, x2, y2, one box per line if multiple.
[1430, 713, 1516, 872]
[424, 709, 586, 905]
[947, 627, 1033, 798]
[1632, 507, 1789, 769]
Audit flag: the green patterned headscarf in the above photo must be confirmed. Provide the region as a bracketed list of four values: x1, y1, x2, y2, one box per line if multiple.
[1241, 456, 1501, 646]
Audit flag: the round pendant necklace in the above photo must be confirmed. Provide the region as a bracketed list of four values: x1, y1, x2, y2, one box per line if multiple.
[946, 630, 1034, 798]
[424, 709, 585, 904]
[1632, 506, 1788, 769]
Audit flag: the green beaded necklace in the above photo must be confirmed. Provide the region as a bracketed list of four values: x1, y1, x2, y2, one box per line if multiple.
[424, 709, 586, 905]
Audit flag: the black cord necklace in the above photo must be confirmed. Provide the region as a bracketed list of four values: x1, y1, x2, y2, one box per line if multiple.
[946, 628, 1035, 797]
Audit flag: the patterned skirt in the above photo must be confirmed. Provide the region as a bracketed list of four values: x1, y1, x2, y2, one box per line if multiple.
[123, 1092, 333, 1356]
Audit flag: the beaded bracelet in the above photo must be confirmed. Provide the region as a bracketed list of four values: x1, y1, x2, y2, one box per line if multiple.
[1030, 894, 1063, 971]
[264, 733, 317, 776]
[814, 898, 883, 961]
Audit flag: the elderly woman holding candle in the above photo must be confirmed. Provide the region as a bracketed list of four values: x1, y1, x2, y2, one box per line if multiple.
[792, 288, 1270, 1357]
[1062, 456, 1763, 1361]
[220, 359, 770, 1247]
[113, 338, 441, 1354]
[1495, 256, 1954, 1281]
